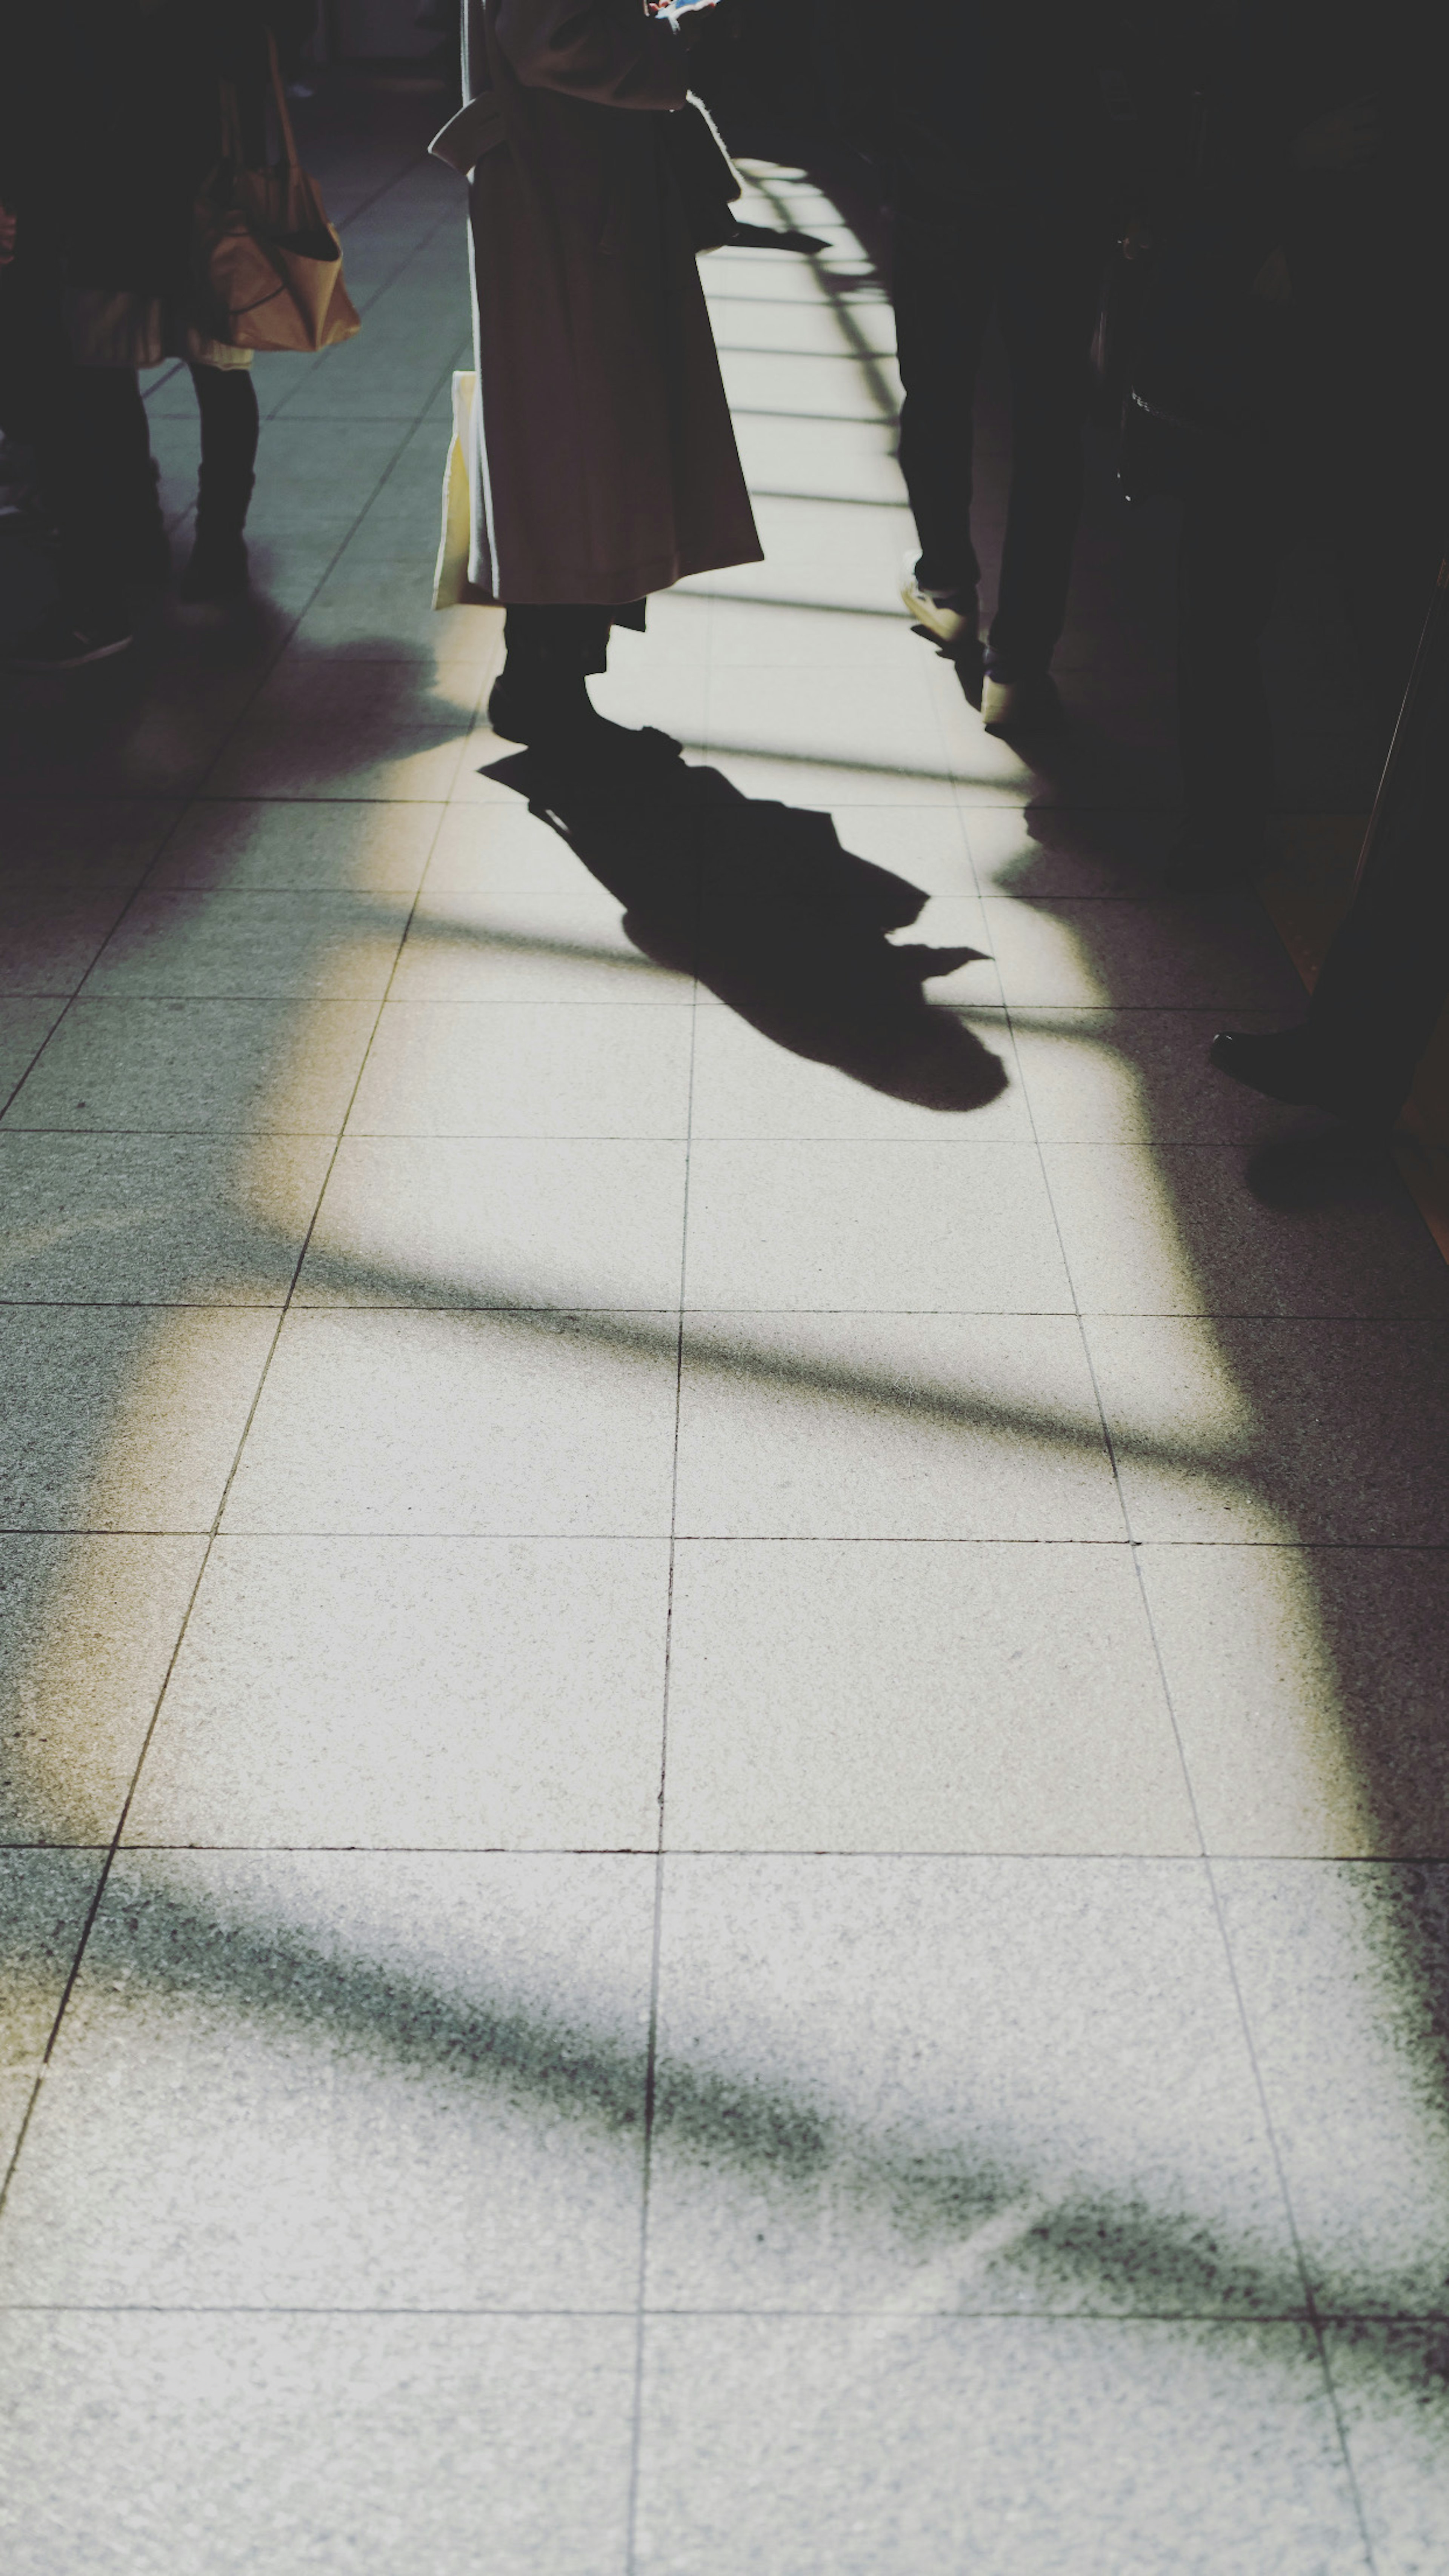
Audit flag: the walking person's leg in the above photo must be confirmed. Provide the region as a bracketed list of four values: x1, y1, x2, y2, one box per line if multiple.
[893, 206, 992, 664]
[984, 203, 1102, 732]
[1175, 454, 1285, 873]
[181, 358, 259, 601]
[1210, 561, 1449, 1119]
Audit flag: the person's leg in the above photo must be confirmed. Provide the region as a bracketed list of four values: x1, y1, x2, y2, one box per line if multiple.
[489, 603, 649, 751]
[1175, 454, 1284, 868]
[11, 365, 160, 664]
[987, 203, 1102, 706]
[893, 208, 992, 640]
[1210, 563, 1449, 1118]
[180, 362, 260, 600]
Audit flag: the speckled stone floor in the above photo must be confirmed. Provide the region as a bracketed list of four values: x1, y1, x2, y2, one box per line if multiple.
[1, 81, 1447, 2576]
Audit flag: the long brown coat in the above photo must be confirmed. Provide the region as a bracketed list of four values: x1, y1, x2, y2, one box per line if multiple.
[430, 0, 762, 606]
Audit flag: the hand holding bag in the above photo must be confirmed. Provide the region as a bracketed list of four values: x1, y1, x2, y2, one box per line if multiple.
[195, 36, 361, 353]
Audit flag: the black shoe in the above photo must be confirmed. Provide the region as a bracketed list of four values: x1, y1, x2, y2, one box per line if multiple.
[486, 666, 655, 764]
[178, 533, 249, 603]
[9, 611, 135, 671]
[1208, 1027, 1409, 1125]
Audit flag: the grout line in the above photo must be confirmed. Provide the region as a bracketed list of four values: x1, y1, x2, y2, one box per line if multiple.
[625, 868, 701, 2576]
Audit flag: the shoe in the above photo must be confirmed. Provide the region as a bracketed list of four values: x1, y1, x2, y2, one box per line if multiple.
[9, 611, 134, 671]
[980, 671, 1066, 737]
[1208, 1027, 1408, 1125]
[900, 554, 978, 652]
[178, 533, 249, 603]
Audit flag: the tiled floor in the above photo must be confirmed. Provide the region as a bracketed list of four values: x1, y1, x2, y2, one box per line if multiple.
[2, 90, 1448, 2576]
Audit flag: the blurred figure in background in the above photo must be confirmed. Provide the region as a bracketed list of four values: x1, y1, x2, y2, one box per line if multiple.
[827, 0, 1142, 737]
[4, 0, 312, 670]
[1211, 563, 1449, 1126]
[432, 0, 760, 755]
[1169, 0, 1448, 876]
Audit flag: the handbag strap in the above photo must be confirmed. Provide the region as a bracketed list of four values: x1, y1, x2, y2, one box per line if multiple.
[216, 33, 299, 172]
[264, 29, 302, 175]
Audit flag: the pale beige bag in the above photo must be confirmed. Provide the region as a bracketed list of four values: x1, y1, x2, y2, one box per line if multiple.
[194, 37, 361, 354]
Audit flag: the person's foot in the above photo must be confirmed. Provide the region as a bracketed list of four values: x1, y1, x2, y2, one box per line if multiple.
[900, 555, 978, 653]
[980, 670, 1066, 737]
[1208, 1027, 1409, 1125]
[178, 533, 249, 603]
[8, 609, 134, 671]
[486, 664, 664, 764]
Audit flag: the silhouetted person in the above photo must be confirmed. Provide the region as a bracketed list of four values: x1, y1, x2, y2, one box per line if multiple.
[1171, 0, 1447, 875]
[4, 0, 310, 670]
[1211, 560, 1449, 1125]
[828, 0, 1137, 737]
[431, 0, 760, 756]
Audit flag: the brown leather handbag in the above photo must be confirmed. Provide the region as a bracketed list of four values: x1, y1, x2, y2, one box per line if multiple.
[194, 36, 360, 353]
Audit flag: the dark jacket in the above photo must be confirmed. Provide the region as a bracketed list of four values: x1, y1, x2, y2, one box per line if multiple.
[7, 0, 310, 292]
[823, 0, 1145, 219]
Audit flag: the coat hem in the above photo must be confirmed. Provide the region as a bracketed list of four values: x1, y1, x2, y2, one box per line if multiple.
[462, 535, 764, 609]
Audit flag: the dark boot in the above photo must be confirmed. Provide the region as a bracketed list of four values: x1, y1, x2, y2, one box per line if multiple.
[180, 366, 259, 601]
[488, 605, 618, 751]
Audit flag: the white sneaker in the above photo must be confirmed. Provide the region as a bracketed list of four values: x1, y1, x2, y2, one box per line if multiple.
[980, 672, 1066, 737]
[900, 555, 977, 650]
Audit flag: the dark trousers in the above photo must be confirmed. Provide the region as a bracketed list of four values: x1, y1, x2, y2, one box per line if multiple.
[1307, 565, 1449, 1096]
[1177, 448, 1436, 828]
[502, 600, 646, 677]
[892, 196, 1105, 678]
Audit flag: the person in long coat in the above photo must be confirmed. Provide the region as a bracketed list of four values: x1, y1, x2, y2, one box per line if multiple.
[431, 0, 762, 748]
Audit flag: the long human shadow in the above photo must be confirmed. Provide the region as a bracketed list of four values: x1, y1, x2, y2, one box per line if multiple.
[482, 733, 1006, 1114]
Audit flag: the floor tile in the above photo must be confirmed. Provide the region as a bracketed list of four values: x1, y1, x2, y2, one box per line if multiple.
[83, 891, 406, 1002]
[220, 1309, 680, 1535]
[389, 887, 692, 1004]
[1011, 1007, 1308, 1143]
[348, 1002, 695, 1137]
[674, 1312, 1119, 1539]
[0, 1307, 276, 1532]
[1326, 2323, 1449, 2574]
[145, 799, 443, 895]
[647, 1855, 1296, 2315]
[205, 662, 480, 803]
[0, 1851, 653, 2310]
[1216, 1863, 1449, 2318]
[297, 1137, 688, 1307]
[2, 998, 378, 1133]
[682, 1141, 1072, 1312]
[0, 1849, 107, 2163]
[663, 1541, 1195, 1853]
[688, 989, 1023, 1141]
[1138, 1547, 1449, 1858]
[635, 2316, 1364, 2576]
[0, 1002, 65, 1104]
[1084, 1316, 1449, 1543]
[707, 667, 957, 807]
[126, 1536, 669, 1850]
[423, 801, 606, 891]
[0, 877, 157, 998]
[964, 805, 1180, 898]
[983, 894, 1306, 1011]
[1042, 1143, 1449, 1319]
[0, 1536, 206, 1843]
[0, 2313, 636, 2576]
[0, 1133, 330, 1304]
